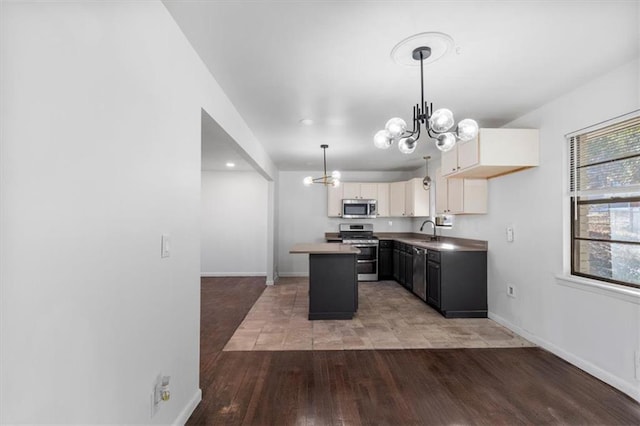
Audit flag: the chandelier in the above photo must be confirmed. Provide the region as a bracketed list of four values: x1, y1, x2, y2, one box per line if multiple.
[303, 144, 341, 187]
[374, 32, 479, 154]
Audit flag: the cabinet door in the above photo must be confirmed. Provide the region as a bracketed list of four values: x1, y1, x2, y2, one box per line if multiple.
[405, 250, 414, 291]
[342, 183, 360, 199]
[379, 248, 393, 279]
[427, 260, 441, 309]
[360, 183, 378, 200]
[447, 178, 464, 214]
[393, 248, 400, 282]
[377, 183, 390, 217]
[434, 167, 448, 214]
[412, 178, 430, 217]
[399, 251, 406, 286]
[441, 146, 459, 176]
[457, 137, 480, 170]
[405, 180, 415, 217]
[405, 178, 429, 217]
[462, 179, 488, 214]
[327, 185, 343, 217]
[389, 181, 406, 217]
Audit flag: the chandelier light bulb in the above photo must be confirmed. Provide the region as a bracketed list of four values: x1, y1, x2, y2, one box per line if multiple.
[456, 118, 479, 142]
[374, 130, 393, 149]
[332, 179, 341, 188]
[435, 133, 457, 152]
[398, 136, 417, 154]
[429, 108, 455, 133]
[331, 170, 341, 179]
[303, 176, 314, 186]
[385, 117, 407, 138]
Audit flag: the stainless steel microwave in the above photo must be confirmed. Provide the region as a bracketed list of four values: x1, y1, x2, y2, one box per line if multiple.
[342, 199, 377, 218]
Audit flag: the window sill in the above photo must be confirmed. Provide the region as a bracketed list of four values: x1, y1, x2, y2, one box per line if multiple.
[555, 274, 640, 305]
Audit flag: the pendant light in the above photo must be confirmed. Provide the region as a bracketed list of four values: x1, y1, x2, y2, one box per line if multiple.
[422, 156, 431, 190]
[303, 145, 341, 187]
[374, 32, 479, 154]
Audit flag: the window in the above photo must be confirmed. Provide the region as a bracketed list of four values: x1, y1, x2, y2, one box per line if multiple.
[569, 113, 640, 288]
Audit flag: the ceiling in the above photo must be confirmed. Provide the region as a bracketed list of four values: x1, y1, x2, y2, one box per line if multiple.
[165, 0, 639, 173]
[201, 109, 256, 172]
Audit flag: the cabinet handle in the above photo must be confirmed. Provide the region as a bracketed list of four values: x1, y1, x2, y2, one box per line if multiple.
[457, 166, 461, 169]
[452, 168, 456, 172]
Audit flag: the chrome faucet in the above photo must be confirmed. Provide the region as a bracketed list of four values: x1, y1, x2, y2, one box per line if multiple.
[419, 219, 438, 241]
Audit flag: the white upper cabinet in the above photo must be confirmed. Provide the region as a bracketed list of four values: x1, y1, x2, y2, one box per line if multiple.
[435, 167, 488, 215]
[327, 184, 343, 217]
[442, 128, 539, 178]
[328, 180, 428, 218]
[360, 183, 378, 200]
[376, 183, 390, 217]
[342, 183, 360, 199]
[405, 178, 430, 217]
[389, 181, 406, 217]
[342, 182, 378, 199]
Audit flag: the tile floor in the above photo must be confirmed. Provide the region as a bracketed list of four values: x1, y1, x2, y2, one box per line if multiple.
[223, 277, 534, 351]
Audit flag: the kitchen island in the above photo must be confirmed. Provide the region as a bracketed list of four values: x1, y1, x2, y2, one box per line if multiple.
[290, 243, 360, 320]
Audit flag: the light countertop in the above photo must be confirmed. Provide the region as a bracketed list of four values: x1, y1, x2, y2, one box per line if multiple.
[290, 243, 361, 254]
[324, 232, 487, 252]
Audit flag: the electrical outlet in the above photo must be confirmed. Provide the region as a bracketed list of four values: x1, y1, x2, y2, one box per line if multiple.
[635, 350, 640, 380]
[507, 284, 516, 298]
[150, 374, 171, 418]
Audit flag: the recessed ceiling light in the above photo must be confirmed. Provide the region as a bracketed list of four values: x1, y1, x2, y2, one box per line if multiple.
[226, 162, 235, 168]
[299, 118, 314, 126]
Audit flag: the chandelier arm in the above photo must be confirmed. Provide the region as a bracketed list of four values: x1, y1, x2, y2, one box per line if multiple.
[426, 127, 440, 139]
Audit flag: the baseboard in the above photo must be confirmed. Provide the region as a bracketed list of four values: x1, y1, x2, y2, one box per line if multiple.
[277, 272, 309, 277]
[201, 272, 266, 277]
[488, 311, 640, 402]
[173, 388, 201, 426]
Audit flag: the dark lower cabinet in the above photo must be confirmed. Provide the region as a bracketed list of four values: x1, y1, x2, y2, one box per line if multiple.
[388, 240, 487, 319]
[399, 249, 406, 286]
[404, 246, 413, 291]
[427, 249, 487, 318]
[392, 244, 400, 282]
[378, 240, 393, 280]
[427, 255, 441, 308]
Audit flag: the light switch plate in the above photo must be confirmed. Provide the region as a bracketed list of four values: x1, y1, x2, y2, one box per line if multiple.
[161, 234, 170, 258]
[506, 226, 514, 242]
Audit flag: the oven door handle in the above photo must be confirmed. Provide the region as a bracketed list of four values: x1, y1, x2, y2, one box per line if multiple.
[352, 244, 378, 248]
[357, 259, 377, 263]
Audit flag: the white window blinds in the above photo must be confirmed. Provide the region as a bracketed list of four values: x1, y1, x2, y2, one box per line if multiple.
[569, 114, 640, 197]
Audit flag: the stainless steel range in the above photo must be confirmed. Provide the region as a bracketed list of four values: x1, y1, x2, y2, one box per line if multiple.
[339, 223, 378, 281]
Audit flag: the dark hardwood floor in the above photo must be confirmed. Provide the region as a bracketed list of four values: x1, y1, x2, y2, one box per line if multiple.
[188, 277, 640, 425]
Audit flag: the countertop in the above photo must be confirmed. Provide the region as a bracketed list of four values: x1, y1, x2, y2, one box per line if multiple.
[290, 243, 361, 254]
[324, 232, 487, 252]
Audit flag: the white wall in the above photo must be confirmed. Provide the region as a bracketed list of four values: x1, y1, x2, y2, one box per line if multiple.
[278, 170, 415, 276]
[201, 171, 268, 276]
[426, 60, 640, 400]
[0, 1, 276, 423]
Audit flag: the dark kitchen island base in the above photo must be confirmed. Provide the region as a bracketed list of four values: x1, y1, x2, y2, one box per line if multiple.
[290, 243, 360, 321]
[308, 253, 358, 320]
